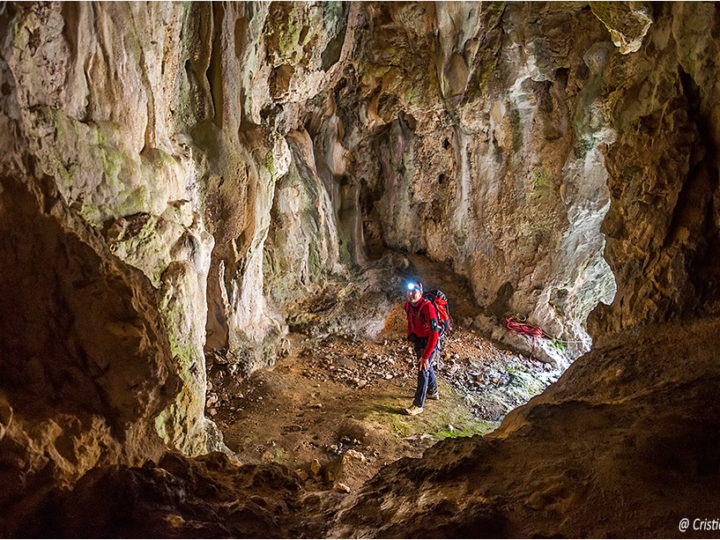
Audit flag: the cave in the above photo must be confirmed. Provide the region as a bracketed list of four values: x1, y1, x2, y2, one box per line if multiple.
[2, 2, 720, 538]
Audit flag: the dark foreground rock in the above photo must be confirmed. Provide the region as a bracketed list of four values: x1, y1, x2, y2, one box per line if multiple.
[5, 317, 719, 538]
[6, 452, 307, 538]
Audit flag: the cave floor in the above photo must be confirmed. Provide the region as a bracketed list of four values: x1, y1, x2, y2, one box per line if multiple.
[206, 327, 560, 493]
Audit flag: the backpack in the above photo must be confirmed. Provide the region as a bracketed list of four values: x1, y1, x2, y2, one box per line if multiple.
[423, 289, 452, 334]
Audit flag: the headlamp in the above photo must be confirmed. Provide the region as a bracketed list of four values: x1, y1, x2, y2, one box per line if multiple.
[407, 283, 415, 291]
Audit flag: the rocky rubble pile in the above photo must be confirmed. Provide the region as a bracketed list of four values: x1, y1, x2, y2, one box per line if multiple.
[204, 326, 562, 424]
[296, 447, 372, 494]
[440, 334, 561, 419]
[296, 329, 563, 421]
[202, 349, 248, 418]
[299, 338, 415, 388]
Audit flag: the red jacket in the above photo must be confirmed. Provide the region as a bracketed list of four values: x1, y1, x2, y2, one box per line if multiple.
[405, 298, 439, 360]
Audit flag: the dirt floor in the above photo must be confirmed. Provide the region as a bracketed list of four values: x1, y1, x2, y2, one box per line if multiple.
[204, 254, 563, 494]
[206, 325, 561, 494]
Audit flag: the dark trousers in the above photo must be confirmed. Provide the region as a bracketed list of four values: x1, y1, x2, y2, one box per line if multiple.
[410, 335, 439, 408]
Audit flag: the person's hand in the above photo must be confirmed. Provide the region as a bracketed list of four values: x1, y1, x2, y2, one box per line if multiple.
[419, 358, 429, 370]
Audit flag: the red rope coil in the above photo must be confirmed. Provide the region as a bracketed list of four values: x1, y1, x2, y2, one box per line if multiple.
[501, 316, 544, 360]
[501, 317, 543, 337]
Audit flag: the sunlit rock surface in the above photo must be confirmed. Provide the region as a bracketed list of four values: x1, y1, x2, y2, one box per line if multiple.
[1, 1, 720, 537]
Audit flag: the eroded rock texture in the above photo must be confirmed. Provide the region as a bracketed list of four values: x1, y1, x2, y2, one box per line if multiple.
[10, 452, 307, 538]
[0, 174, 178, 518]
[588, 2, 720, 341]
[1, 1, 720, 538]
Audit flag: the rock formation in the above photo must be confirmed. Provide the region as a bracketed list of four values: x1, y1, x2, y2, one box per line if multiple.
[1, 1, 719, 537]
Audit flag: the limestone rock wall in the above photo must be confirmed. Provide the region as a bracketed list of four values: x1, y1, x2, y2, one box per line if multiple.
[0, 1, 363, 465]
[329, 5, 720, 534]
[0, 176, 178, 508]
[340, 2, 618, 358]
[588, 2, 720, 341]
[1, 2, 224, 458]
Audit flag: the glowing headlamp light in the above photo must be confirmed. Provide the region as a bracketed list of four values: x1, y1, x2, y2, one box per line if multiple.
[407, 283, 415, 291]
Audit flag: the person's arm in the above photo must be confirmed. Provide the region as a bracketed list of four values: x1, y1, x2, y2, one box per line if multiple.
[420, 303, 439, 369]
[404, 301, 412, 340]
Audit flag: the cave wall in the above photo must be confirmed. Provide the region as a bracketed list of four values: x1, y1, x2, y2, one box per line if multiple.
[587, 2, 720, 341]
[0, 1, 369, 463]
[335, 0, 720, 349]
[1, 2, 225, 458]
[0, 175, 179, 510]
[2, 0, 720, 504]
[328, 5, 720, 536]
[340, 2, 619, 356]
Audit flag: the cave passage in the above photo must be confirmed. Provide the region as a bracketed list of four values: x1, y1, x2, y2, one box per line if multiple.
[204, 254, 570, 491]
[10, 2, 720, 538]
